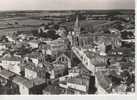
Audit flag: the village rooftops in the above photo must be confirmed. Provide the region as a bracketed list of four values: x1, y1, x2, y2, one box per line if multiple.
[67, 74, 90, 87]
[25, 51, 41, 59]
[14, 42, 29, 49]
[0, 69, 45, 89]
[69, 63, 91, 75]
[110, 47, 134, 52]
[28, 39, 40, 43]
[96, 71, 112, 93]
[107, 47, 135, 57]
[54, 51, 72, 60]
[30, 77, 45, 86]
[1, 55, 22, 61]
[43, 85, 65, 94]
[78, 63, 92, 74]
[84, 50, 107, 66]
[0, 69, 15, 80]
[96, 69, 124, 93]
[23, 62, 49, 73]
[52, 64, 67, 73]
[45, 38, 66, 45]
[13, 75, 34, 89]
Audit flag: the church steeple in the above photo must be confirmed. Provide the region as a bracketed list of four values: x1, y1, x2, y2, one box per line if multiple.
[74, 15, 80, 36]
[72, 15, 81, 47]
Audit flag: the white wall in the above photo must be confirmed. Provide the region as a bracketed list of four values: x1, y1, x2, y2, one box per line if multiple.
[19, 84, 29, 95]
[1, 60, 21, 75]
[67, 83, 87, 92]
[25, 68, 37, 80]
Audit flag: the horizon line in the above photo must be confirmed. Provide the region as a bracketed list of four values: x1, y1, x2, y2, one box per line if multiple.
[0, 8, 135, 12]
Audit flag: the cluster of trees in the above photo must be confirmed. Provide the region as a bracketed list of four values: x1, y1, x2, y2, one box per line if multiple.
[121, 31, 134, 39]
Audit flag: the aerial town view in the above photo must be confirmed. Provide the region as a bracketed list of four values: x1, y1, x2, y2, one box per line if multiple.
[0, 0, 135, 95]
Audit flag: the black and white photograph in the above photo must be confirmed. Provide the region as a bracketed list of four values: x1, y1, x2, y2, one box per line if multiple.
[0, 0, 135, 95]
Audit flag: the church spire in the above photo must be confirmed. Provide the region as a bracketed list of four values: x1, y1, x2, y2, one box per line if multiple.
[74, 15, 80, 36]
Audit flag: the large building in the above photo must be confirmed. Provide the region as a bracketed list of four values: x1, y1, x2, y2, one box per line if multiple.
[68, 16, 121, 52]
[0, 55, 22, 75]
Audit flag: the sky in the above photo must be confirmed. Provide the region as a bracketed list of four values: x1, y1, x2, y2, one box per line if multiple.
[0, 0, 135, 10]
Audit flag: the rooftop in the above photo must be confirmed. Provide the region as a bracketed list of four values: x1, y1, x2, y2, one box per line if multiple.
[31, 77, 45, 86]
[84, 50, 107, 66]
[96, 71, 112, 93]
[13, 75, 34, 89]
[53, 64, 67, 72]
[43, 85, 65, 94]
[0, 69, 15, 80]
[1, 55, 22, 61]
[23, 62, 48, 73]
[70, 63, 91, 75]
[68, 74, 90, 87]
[25, 51, 41, 59]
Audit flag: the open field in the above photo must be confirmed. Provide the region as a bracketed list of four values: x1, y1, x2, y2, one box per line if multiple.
[0, 10, 134, 35]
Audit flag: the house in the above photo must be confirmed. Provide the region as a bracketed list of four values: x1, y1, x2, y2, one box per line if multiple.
[45, 38, 68, 56]
[96, 42, 106, 56]
[24, 63, 38, 80]
[0, 69, 15, 80]
[56, 26, 67, 37]
[69, 63, 91, 76]
[50, 64, 68, 79]
[67, 74, 91, 93]
[53, 53, 71, 68]
[23, 61, 51, 80]
[24, 51, 42, 66]
[48, 53, 72, 79]
[95, 71, 112, 94]
[95, 69, 123, 94]
[58, 68, 92, 94]
[38, 42, 48, 55]
[0, 69, 45, 95]
[5, 36, 15, 43]
[72, 47, 107, 75]
[109, 28, 120, 35]
[38, 25, 46, 34]
[43, 85, 65, 95]
[12, 75, 46, 94]
[28, 40, 39, 49]
[0, 69, 20, 94]
[0, 55, 22, 75]
[107, 47, 134, 57]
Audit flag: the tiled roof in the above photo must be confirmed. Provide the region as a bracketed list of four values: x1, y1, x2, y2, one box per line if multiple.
[28, 40, 39, 43]
[109, 70, 122, 79]
[43, 85, 65, 94]
[68, 74, 90, 87]
[96, 71, 112, 92]
[1, 55, 22, 61]
[0, 69, 44, 89]
[25, 51, 41, 58]
[70, 63, 91, 75]
[13, 75, 34, 89]
[53, 64, 67, 72]
[23, 62, 48, 72]
[84, 51, 107, 66]
[31, 77, 45, 86]
[0, 69, 15, 79]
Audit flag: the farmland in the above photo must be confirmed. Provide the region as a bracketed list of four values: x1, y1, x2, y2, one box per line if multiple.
[0, 10, 134, 35]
